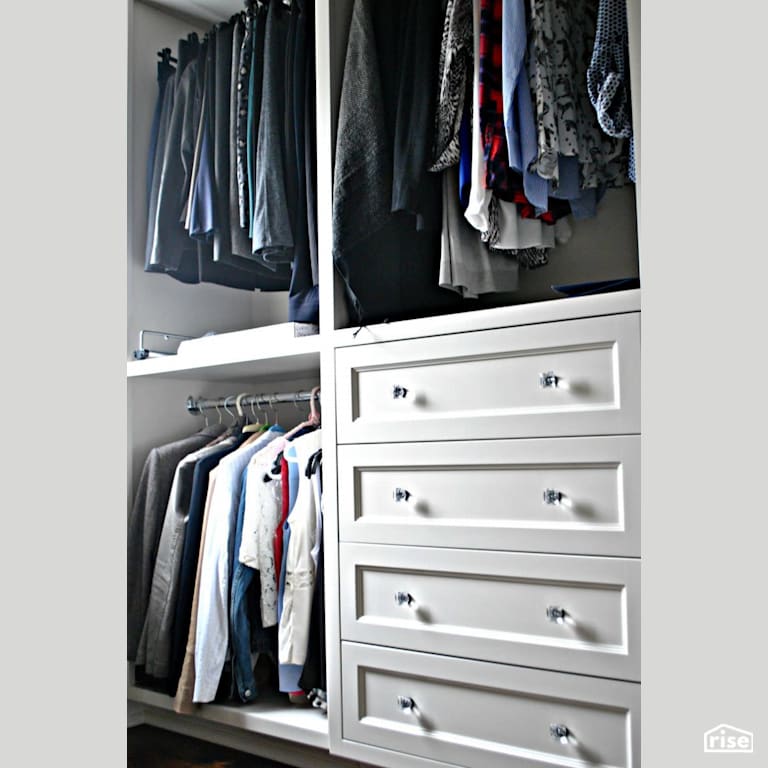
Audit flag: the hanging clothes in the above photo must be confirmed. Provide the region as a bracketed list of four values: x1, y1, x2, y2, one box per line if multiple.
[193, 426, 285, 703]
[143, 1, 317, 300]
[239, 448, 284, 628]
[501, 0, 548, 214]
[587, 0, 635, 181]
[527, 0, 628, 189]
[235, 2, 256, 232]
[429, 0, 473, 172]
[173, 462, 221, 714]
[229, 14, 254, 260]
[383, 0, 443, 231]
[463, 0, 492, 233]
[135, 430, 237, 680]
[252, 0, 294, 262]
[278, 429, 323, 693]
[247, 2, 268, 242]
[145, 34, 202, 283]
[333, 0, 468, 325]
[127, 423, 226, 662]
[167, 430, 248, 696]
[298, 448, 325, 694]
[230, 445, 280, 703]
[287, 0, 320, 325]
[439, 165, 520, 298]
[146, 54, 176, 207]
[187, 34, 216, 240]
[130, 392, 327, 713]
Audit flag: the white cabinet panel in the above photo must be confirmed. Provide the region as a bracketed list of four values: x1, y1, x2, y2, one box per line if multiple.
[338, 436, 639, 556]
[341, 642, 640, 768]
[336, 313, 640, 443]
[340, 545, 639, 681]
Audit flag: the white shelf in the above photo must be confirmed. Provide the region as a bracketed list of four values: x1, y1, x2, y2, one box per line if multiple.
[126, 332, 321, 382]
[128, 684, 329, 749]
[332, 288, 642, 348]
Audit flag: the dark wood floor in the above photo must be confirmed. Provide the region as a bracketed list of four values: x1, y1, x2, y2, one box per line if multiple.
[127, 725, 295, 767]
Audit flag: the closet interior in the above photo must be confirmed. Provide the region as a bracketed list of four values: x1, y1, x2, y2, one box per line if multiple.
[127, 0, 642, 766]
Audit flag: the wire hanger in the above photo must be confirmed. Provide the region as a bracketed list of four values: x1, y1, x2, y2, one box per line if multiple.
[223, 395, 237, 426]
[238, 392, 265, 434]
[248, 398, 262, 430]
[258, 397, 270, 426]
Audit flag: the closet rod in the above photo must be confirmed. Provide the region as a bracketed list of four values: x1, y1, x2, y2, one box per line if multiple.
[186, 389, 320, 415]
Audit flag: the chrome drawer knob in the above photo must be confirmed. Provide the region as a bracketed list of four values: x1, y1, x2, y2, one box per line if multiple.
[395, 591, 414, 607]
[550, 723, 570, 744]
[546, 606, 567, 624]
[543, 488, 563, 505]
[392, 385, 409, 399]
[539, 371, 560, 389]
[393, 487, 411, 503]
[397, 696, 415, 712]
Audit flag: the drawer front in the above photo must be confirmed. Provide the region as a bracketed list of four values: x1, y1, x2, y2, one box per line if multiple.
[340, 544, 640, 681]
[335, 313, 640, 443]
[342, 642, 640, 768]
[338, 436, 639, 556]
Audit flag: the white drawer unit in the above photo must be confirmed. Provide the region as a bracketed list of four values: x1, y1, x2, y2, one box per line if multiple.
[337, 436, 640, 556]
[340, 544, 639, 681]
[335, 313, 640, 444]
[341, 642, 640, 768]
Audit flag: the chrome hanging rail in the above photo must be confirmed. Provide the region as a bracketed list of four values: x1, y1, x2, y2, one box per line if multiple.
[185, 388, 320, 415]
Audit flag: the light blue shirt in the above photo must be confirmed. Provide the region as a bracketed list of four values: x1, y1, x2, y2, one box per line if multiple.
[502, 0, 548, 214]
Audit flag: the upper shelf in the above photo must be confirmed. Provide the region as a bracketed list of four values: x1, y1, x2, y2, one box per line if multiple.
[126, 326, 321, 382]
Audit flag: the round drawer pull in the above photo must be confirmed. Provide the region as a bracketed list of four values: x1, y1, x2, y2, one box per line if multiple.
[395, 591, 415, 607]
[549, 723, 570, 744]
[546, 606, 567, 624]
[392, 385, 409, 399]
[397, 696, 415, 712]
[539, 371, 560, 389]
[543, 488, 563, 505]
[393, 487, 411, 503]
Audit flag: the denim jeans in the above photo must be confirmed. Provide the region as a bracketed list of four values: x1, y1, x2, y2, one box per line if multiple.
[229, 464, 276, 702]
[230, 562, 275, 701]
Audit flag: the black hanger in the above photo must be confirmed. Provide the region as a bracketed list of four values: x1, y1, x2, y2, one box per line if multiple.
[270, 450, 284, 477]
[157, 47, 177, 64]
[305, 449, 322, 479]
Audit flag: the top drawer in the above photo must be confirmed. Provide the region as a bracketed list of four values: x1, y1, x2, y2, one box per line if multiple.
[335, 313, 640, 443]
